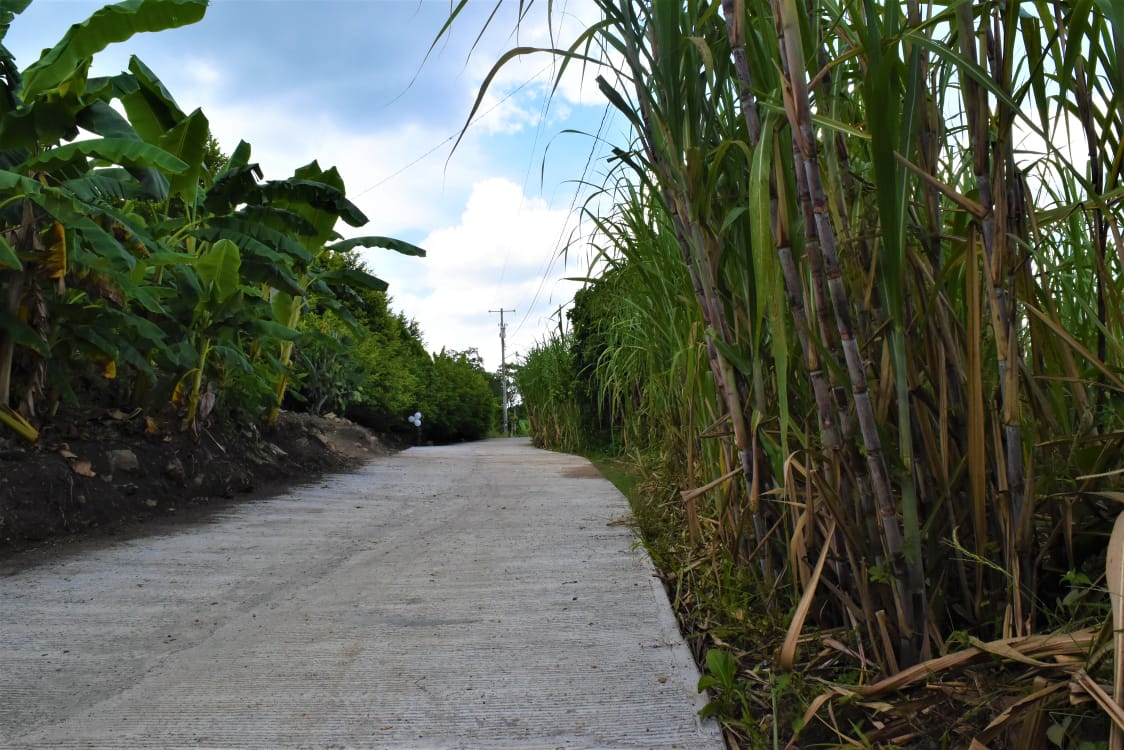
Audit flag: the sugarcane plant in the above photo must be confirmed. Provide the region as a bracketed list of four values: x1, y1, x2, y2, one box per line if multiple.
[466, 0, 1124, 743]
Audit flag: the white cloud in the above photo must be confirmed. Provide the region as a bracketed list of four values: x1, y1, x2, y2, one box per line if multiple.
[473, 87, 544, 135]
[183, 57, 223, 88]
[384, 177, 587, 370]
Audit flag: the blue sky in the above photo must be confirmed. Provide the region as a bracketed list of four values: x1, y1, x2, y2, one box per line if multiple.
[8, 0, 621, 371]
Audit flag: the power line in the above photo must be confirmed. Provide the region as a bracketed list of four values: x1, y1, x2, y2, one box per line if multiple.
[353, 62, 558, 200]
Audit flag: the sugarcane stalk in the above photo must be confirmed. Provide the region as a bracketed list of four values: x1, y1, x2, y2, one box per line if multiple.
[615, 0, 772, 570]
[718, 0, 842, 455]
[774, 0, 923, 665]
[957, 3, 1029, 632]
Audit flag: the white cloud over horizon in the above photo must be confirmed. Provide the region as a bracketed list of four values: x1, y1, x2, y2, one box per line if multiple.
[379, 176, 587, 371]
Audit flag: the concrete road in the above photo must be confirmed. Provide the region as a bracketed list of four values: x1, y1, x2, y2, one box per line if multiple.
[0, 438, 723, 749]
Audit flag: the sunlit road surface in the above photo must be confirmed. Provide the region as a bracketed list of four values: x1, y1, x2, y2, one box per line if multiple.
[1, 438, 722, 749]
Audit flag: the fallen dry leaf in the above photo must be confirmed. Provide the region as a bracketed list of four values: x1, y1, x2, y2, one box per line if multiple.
[71, 460, 96, 478]
[107, 407, 142, 421]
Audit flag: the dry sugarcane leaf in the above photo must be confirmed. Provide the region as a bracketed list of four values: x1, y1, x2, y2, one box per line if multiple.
[790, 503, 811, 588]
[975, 680, 1067, 741]
[1107, 511, 1124, 750]
[680, 465, 741, 502]
[1074, 671, 1124, 736]
[783, 689, 842, 750]
[1024, 303, 1124, 391]
[780, 518, 836, 670]
[852, 631, 1096, 698]
[968, 636, 1053, 668]
[852, 648, 980, 697]
[107, 407, 142, 421]
[0, 404, 38, 442]
[876, 609, 901, 676]
[1078, 468, 1124, 481]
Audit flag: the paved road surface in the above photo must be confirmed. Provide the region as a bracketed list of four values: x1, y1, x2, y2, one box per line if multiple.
[1, 438, 722, 749]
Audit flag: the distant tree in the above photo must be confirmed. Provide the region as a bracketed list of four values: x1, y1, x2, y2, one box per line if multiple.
[421, 348, 497, 442]
[289, 252, 432, 436]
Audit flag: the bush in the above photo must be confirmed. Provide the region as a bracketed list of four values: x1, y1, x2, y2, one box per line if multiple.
[420, 349, 497, 442]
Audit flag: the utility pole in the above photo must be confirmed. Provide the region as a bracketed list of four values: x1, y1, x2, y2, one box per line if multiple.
[489, 308, 514, 436]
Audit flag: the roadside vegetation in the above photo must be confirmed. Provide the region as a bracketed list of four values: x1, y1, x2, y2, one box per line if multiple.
[495, 0, 1124, 747]
[0, 0, 499, 447]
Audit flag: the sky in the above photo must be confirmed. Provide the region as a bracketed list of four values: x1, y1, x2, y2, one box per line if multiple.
[7, 0, 623, 373]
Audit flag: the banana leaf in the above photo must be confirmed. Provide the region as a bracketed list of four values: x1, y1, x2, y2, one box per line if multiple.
[259, 178, 368, 228]
[75, 100, 170, 199]
[203, 215, 314, 264]
[158, 108, 208, 204]
[19, 137, 186, 175]
[204, 163, 262, 214]
[0, 234, 18, 269]
[0, 169, 133, 268]
[21, 0, 207, 99]
[316, 267, 390, 293]
[326, 235, 427, 257]
[63, 169, 149, 202]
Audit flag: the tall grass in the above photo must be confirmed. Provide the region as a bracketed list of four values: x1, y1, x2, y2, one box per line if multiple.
[482, 0, 1124, 744]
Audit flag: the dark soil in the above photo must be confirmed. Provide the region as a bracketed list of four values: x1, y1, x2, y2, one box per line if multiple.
[0, 409, 393, 559]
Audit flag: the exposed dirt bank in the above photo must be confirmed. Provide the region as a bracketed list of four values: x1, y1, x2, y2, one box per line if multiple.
[0, 410, 392, 558]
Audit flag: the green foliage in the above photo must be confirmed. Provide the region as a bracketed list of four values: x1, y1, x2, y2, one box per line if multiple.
[515, 332, 584, 452]
[0, 0, 433, 443]
[292, 287, 432, 435]
[468, 0, 1124, 743]
[288, 318, 367, 417]
[421, 348, 497, 443]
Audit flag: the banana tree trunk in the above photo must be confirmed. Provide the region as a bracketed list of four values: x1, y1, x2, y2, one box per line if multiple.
[0, 200, 39, 413]
[267, 293, 304, 427]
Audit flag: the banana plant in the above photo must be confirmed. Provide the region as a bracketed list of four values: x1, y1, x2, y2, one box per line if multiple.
[0, 0, 205, 441]
[258, 159, 426, 426]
